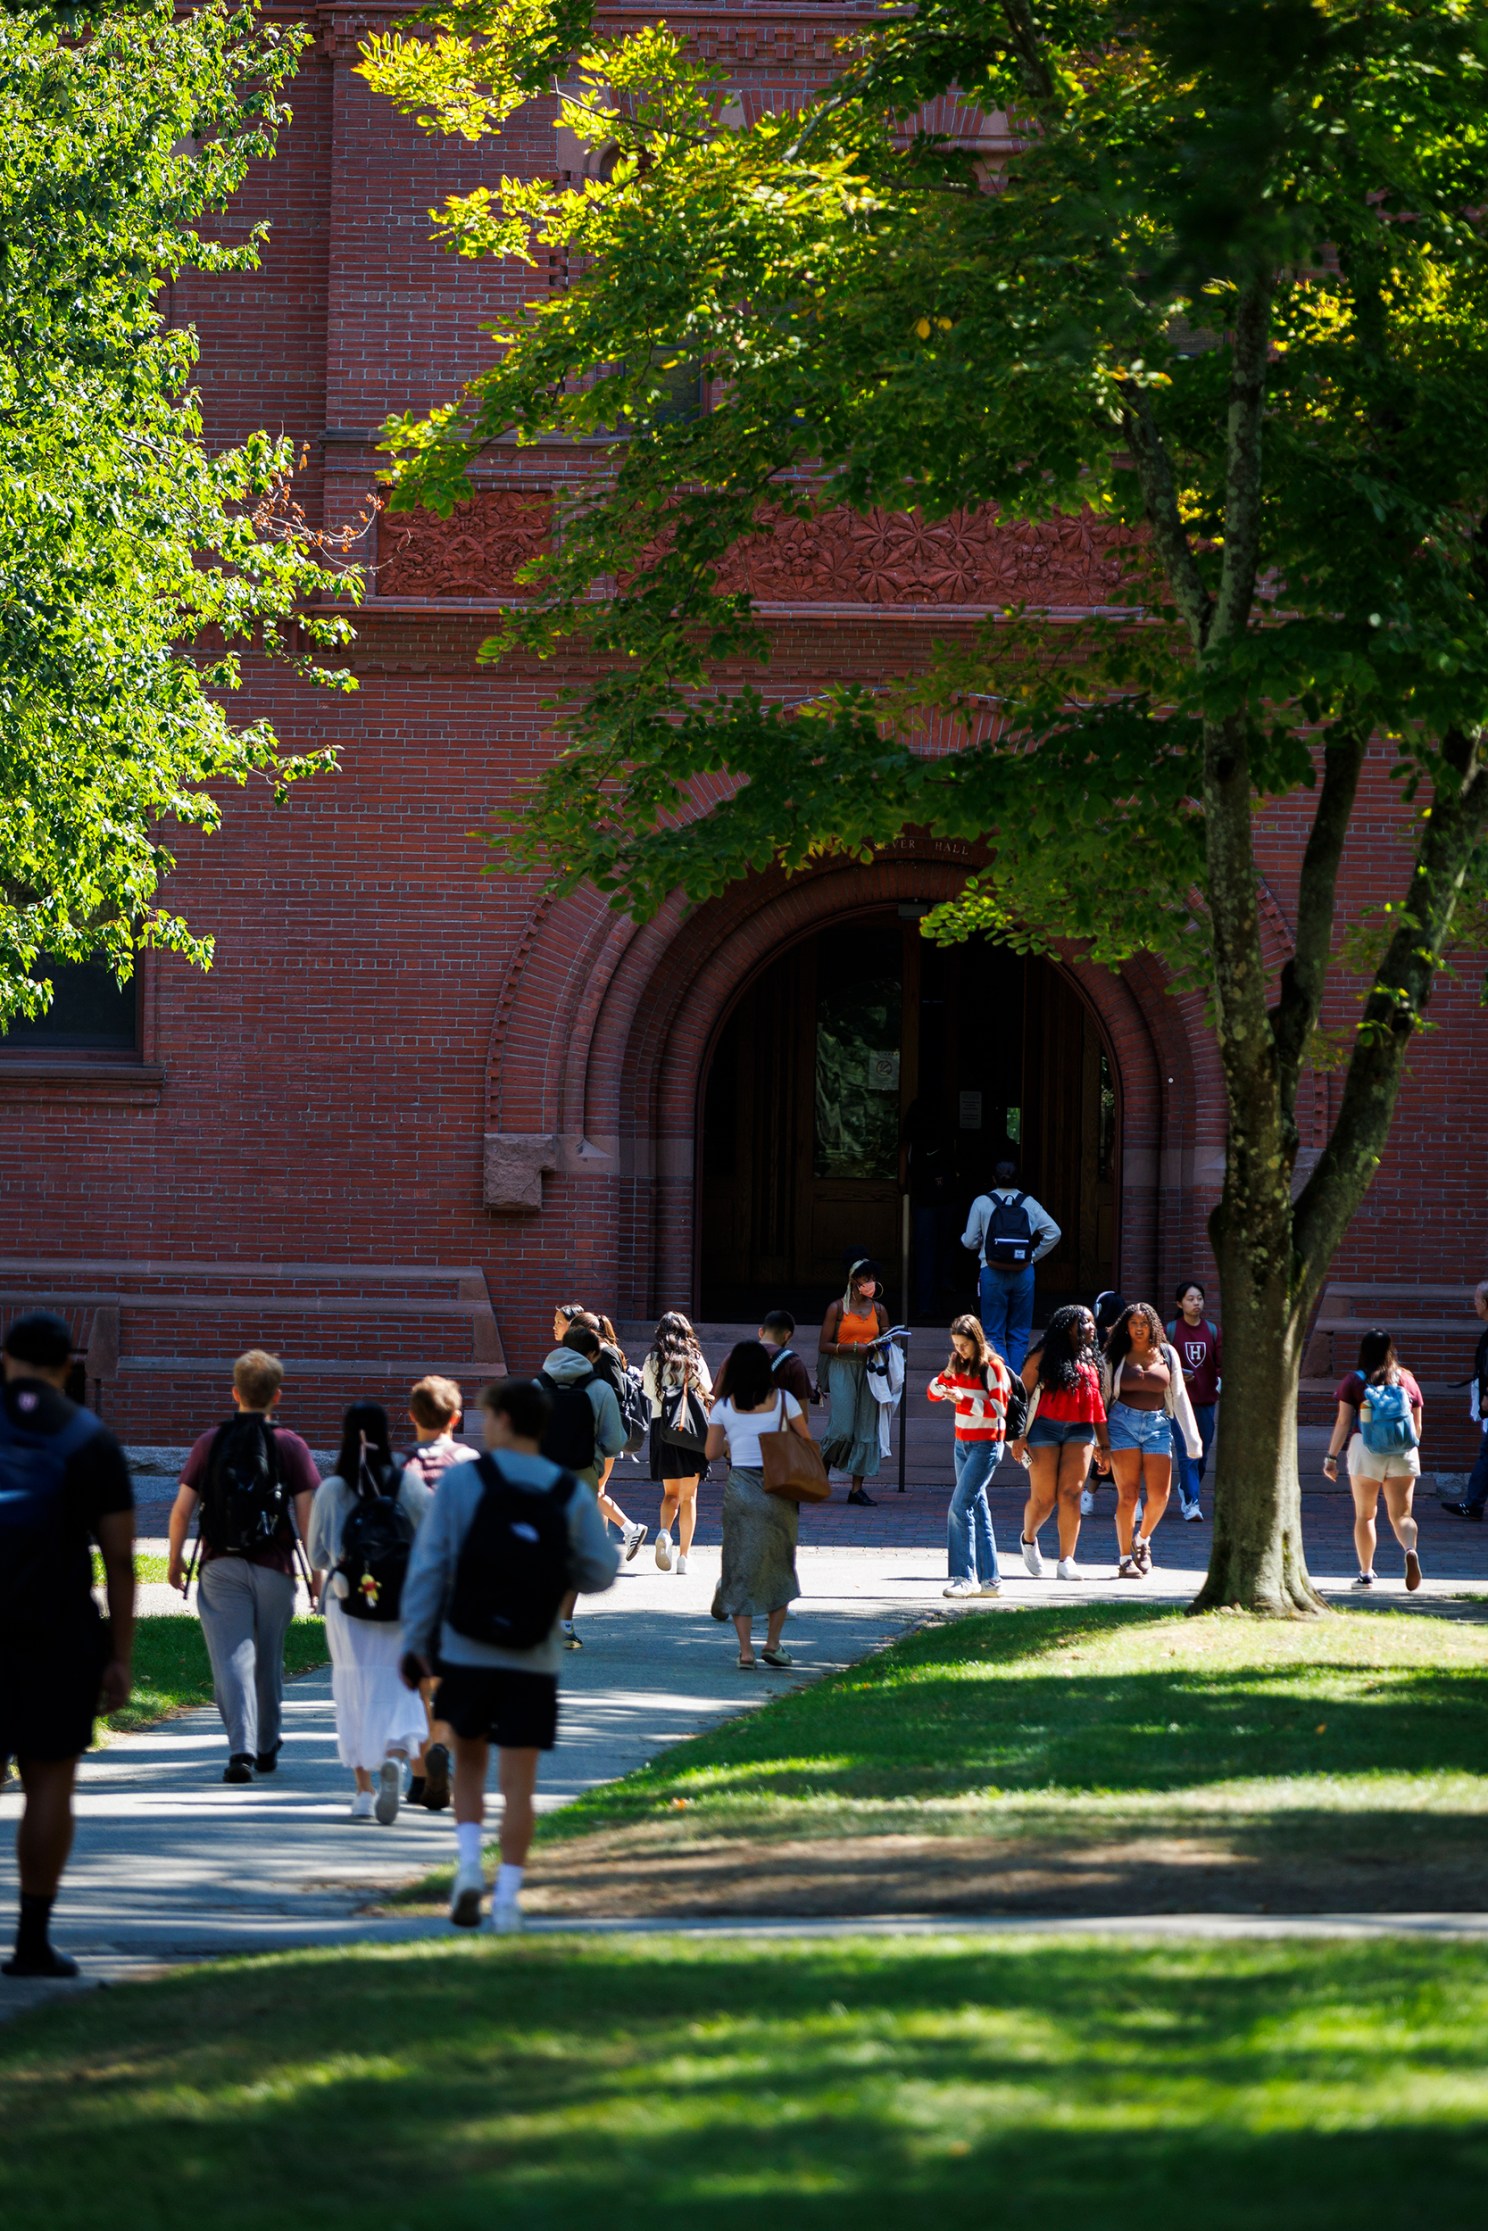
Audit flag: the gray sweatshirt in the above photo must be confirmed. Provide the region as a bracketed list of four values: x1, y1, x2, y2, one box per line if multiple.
[962, 1188, 1062, 1266]
[540, 1345, 626, 1463]
[398, 1450, 620, 1675]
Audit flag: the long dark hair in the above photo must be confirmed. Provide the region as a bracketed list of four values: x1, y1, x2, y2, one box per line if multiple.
[336, 1401, 397, 1493]
[1108, 1302, 1167, 1369]
[648, 1310, 704, 1382]
[1357, 1328, 1400, 1385]
[945, 1313, 996, 1381]
[714, 1340, 777, 1411]
[1037, 1305, 1099, 1394]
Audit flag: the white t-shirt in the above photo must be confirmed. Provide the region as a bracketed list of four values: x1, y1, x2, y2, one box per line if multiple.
[711, 1391, 803, 1470]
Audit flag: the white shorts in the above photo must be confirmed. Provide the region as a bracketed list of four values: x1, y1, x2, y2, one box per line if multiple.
[1346, 1434, 1420, 1484]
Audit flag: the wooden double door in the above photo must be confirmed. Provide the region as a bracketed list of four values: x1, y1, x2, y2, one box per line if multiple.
[699, 912, 1117, 1321]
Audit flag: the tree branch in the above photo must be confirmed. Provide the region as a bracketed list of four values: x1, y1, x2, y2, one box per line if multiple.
[1210, 274, 1273, 646]
[1269, 713, 1369, 1132]
[999, 0, 1057, 107]
[1120, 387, 1212, 648]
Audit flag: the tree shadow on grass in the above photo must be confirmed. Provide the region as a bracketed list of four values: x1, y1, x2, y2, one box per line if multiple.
[2, 1939, 1486, 2231]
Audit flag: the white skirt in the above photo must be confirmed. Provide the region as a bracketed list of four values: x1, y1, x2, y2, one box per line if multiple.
[324, 1597, 428, 1772]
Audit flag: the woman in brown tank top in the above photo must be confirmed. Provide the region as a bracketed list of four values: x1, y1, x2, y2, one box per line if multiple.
[1103, 1301, 1203, 1579]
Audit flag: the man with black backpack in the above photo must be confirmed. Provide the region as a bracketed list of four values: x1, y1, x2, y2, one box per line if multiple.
[538, 1321, 628, 1651]
[961, 1161, 1062, 1373]
[167, 1349, 321, 1784]
[1, 1310, 135, 1980]
[399, 1376, 619, 1934]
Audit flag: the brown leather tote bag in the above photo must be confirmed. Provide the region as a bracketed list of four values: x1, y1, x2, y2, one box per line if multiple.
[759, 1396, 831, 1503]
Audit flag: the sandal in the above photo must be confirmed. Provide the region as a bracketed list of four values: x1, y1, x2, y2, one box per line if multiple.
[1134, 1536, 1153, 1574]
[737, 1654, 758, 1670]
[1117, 1555, 1142, 1580]
[761, 1647, 793, 1668]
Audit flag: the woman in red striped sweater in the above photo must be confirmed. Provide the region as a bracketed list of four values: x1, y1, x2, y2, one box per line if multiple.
[927, 1315, 1013, 1599]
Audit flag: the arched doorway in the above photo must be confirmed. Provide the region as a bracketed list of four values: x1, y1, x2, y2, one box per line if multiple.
[699, 910, 1118, 1319]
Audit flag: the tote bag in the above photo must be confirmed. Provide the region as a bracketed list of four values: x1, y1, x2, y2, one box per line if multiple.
[759, 1397, 831, 1503]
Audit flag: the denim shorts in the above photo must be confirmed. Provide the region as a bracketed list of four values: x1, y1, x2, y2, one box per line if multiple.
[1107, 1401, 1172, 1454]
[1026, 1416, 1096, 1449]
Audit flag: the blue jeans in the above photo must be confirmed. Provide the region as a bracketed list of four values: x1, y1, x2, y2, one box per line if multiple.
[948, 1437, 1001, 1583]
[1466, 1423, 1488, 1514]
[1175, 1402, 1217, 1507]
[978, 1263, 1036, 1373]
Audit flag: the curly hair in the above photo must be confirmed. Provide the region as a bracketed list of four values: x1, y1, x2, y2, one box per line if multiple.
[1107, 1302, 1167, 1368]
[1036, 1304, 1099, 1394]
[647, 1310, 704, 1383]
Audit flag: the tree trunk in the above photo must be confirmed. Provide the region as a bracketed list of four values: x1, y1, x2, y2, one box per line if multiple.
[1190, 1239, 1324, 1616]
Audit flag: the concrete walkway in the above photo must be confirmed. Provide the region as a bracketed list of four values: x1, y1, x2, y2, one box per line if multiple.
[2, 1527, 1484, 2016]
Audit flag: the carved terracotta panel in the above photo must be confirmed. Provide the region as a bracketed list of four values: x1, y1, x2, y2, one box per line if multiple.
[378, 491, 552, 599]
[716, 504, 1142, 608]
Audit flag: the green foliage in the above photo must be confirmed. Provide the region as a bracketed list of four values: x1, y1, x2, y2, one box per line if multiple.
[360, 0, 1488, 1006]
[0, 1, 361, 1027]
[100, 1613, 327, 1737]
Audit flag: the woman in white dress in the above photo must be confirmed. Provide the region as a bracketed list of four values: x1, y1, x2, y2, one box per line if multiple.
[704, 1341, 815, 1670]
[308, 1402, 432, 1822]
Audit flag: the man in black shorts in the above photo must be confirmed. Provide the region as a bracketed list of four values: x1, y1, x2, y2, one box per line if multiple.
[0, 1310, 135, 1979]
[399, 1376, 618, 1934]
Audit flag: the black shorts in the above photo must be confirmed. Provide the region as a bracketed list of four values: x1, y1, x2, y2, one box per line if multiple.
[0, 1621, 107, 1765]
[435, 1663, 559, 1751]
[650, 1423, 708, 1481]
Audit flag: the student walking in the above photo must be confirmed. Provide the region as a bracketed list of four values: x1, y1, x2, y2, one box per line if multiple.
[961, 1161, 1061, 1372]
[539, 1321, 629, 1648]
[642, 1312, 714, 1574]
[1104, 1304, 1203, 1578]
[704, 1341, 814, 1669]
[1165, 1282, 1222, 1520]
[308, 1403, 433, 1822]
[927, 1314, 1011, 1598]
[1442, 1280, 1488, 1522]
[1079, 1291, 1128, 1516]
[571, 1314, 650, 1552]
[403, 1375, 469, 1492]
[0, 1311, 135, 1979]
[1323, 1329, 1425, 1592]
[819, 1259, 889, 1505]
[399, 1376, 619, 1933]
[167, 1350, 320, 1782]
[1011, 1304, 1110, 1580]
[758, 1311, 816, 1409]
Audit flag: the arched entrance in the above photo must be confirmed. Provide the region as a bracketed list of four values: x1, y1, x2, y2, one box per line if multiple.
[699, 908, 1118, 1319]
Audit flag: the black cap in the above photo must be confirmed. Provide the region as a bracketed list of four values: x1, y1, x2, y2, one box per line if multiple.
[3, 1310, 75, 1369]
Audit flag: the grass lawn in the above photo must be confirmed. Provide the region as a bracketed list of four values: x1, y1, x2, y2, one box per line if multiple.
[92, 1549, 171, 1588]
[100, 1615, 327, 1737]
[2, 1935, 1486, 2230]
[510, 1603, 1488, 1917]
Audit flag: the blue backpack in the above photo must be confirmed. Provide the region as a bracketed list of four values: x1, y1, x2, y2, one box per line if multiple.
[1359, 1379, 1418, 1456]
[0, 1393, 103, 1624]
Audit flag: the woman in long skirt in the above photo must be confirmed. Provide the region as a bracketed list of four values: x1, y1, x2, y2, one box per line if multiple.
[308, 1401, 433, 1822]
[704, 1341, 815, 1669]
[818, 1257, 889, 1505]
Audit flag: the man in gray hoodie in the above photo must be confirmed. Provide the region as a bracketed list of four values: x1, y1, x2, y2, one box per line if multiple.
[399, 1375, 619, 1934]
[540, 1321, 627, 1650]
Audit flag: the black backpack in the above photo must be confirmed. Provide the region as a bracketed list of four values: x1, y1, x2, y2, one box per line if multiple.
[538, 1369, 597, 1472]
[987, 1191, 1035, 1267]
[335, 1456, 417, 1623]
[1003, 1372, 1029, 1441]
[0, 1394, 103, 1627]
[200, 1414, 293, 1556]
[448, 1453, 579, 1651]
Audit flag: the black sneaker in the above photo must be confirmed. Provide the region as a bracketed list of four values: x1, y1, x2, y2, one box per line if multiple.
[254, 1744, 282, 1775]
[1442, 1500, 1484, 1522]
[2, 1946, 80, 1980]
[223, 1754, 254, 1784]
[846, 1488, 876, 1506]
[422, 1742, 452, 1812]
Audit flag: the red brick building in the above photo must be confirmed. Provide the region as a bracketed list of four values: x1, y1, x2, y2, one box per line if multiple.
[1, 3, 1482, 1452]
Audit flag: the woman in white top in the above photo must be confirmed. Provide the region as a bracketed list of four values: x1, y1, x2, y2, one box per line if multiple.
[308, 1401, 433, 1822]
[642, 1311, 714, 1576]
[703, 1340, 814, 1670]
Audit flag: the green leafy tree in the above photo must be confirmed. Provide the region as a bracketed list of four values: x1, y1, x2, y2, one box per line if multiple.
[0, 0, 360, 1028]
[362, 0, 1488, 1614]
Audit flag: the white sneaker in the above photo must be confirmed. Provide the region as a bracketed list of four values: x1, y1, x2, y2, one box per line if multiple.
[1020, 1536, 1045, 1578]
[375, 1756, 406, 1825]
[979, 1579, 1002, 1596]
[492, 1896, 523, 1936]
[622, 1521, 648, 1561]
[1183, 1501, 1204, 1523]
[1056, 1557, 1081, 1581]
[1079, 1487, 1094, 1517]
[655, 1529, 673, 1572]
[349, 1789, 375, 1821]
[450, 1862, 485, 1929]
[674, 1552, 689, 1575]
[943, 1577, 979, 1598]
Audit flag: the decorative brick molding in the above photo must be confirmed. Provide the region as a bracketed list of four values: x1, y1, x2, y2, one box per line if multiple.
[378, 492, 552, 600]
[717, 505, 1143, 610]
[483, 1132, 561, 1212]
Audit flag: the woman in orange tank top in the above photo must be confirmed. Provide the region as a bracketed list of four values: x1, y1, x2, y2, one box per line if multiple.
[818, 1258, 889, 1505]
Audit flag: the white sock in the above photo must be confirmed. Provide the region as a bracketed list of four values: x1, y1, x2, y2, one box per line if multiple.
[456, 1821, 483, 1872]
[496, 1863, 524, 1904]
